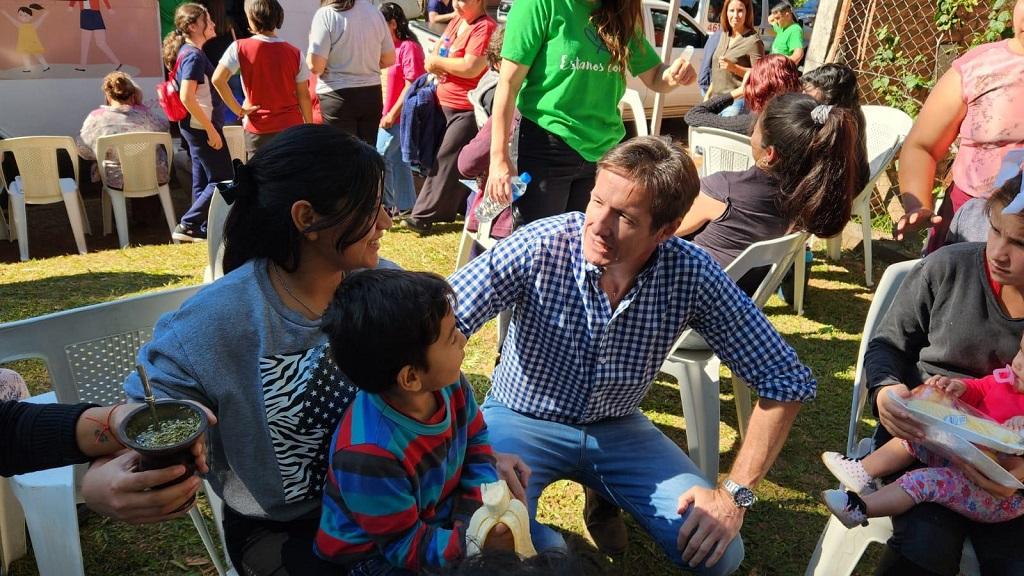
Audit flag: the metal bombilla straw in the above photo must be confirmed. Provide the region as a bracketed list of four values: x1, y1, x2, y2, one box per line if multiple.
[136, 364, 160, 429]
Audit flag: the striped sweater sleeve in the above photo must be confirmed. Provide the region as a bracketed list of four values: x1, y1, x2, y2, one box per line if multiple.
[452, 380, 498, 524]
[317, 443, 466, 571]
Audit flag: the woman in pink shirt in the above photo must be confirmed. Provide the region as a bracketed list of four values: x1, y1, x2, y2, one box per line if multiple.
[895, 0, 1024, 251]
[377, 2, 425, 216]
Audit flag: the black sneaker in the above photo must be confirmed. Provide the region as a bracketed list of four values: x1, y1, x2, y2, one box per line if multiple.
[172, 224, 206, 242]
[402, 217, 432, 235]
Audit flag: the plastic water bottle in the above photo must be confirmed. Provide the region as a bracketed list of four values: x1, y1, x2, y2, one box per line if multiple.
[438, 37, 450, 57]
[475, 173, 531, 223]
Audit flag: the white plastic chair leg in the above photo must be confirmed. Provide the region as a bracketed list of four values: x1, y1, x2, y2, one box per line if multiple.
[453, 228, 475, 273]
[665, 352, 721, 481]
[105, 189, 131, 248]
[61, 192, 89, 255]
[188, 506, 227, 576]
[203, 481, 238, 576]
[804, 515, 892, 576]
[860, 200, 873, 287]
[9, 194, 29, 261]
[826, 235, 841, 261]
[0, 477, 28, 572]
[8, 466, 85, 576]
[732, 377, 752, 440]
[158, 184, 179, 244]
[496, 310, 510, 352]
[793, 243, 807, 316]
[77, 192, 92, 236]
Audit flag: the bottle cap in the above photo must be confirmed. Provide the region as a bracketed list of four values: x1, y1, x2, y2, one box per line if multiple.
[519, 172, 532, 184]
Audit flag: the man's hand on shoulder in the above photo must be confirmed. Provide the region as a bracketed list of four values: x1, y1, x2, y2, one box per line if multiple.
[676, 485, 743, 568]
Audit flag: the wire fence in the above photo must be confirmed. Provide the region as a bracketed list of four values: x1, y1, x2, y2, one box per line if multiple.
[826, 0, 986, 229]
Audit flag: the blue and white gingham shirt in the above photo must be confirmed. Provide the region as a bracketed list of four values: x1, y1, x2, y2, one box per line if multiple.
[450, 213, 816, 424]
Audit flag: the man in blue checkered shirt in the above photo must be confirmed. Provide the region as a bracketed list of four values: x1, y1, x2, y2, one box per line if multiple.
[451, 136, 816, 574]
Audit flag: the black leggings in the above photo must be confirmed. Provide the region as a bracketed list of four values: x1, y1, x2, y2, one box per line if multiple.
[319, 85, 383, 146]
[222, 506, 342, 576]
[514, 117, 597, 225]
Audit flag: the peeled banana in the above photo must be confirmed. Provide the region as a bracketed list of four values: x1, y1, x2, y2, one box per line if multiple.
[465, 480, 537, 558]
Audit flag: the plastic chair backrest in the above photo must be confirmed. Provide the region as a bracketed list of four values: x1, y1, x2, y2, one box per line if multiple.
[95, 132, 173, 194]
[845, 259, 919, 455]
[862, 105, 913, 171]
[669, 231, 807, 352]
[619, 89, 650, 137]
[689, 127, 753, 177]
[223, 125, 246, 164]
[0, 136, 79, 204]
[0, 285, 202, 405]
[206, 189, 230, 281]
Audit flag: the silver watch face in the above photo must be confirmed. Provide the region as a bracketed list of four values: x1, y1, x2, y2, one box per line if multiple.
[733, 487, 756, 508]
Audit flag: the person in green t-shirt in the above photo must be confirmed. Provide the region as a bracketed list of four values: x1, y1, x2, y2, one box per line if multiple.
[768, 2, 804, 64]
[484, 0, 698, 226]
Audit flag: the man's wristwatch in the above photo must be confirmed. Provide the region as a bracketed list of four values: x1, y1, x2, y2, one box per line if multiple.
[722, 479, 757, 509]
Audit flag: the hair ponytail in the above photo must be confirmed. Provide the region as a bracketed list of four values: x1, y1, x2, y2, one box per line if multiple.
[162, 3, 208, 70]
[760, 92, 860, 238]
[590, 0, 643, 73]
[380, 2, 415, 43]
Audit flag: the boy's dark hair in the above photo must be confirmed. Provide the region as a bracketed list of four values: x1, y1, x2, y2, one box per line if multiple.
[444, 549, 602, 576]
[245, 0, 284, 32]
[222, 124, 384, 274]
[19, 3, 42, 15]
[770, 1, 793, 13]
[322, 270, 456, 394]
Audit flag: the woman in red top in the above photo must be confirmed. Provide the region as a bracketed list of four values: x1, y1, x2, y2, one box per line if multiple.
[403, 0, 496, 234]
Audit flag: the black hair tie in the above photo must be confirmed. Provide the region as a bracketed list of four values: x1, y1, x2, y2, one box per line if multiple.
[217, 159, 255, 205]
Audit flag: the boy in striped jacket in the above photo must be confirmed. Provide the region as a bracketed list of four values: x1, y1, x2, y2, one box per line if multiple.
[315, 269, 500, 574]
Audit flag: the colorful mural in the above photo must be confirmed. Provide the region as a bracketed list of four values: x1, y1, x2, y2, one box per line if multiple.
[0, 0, 161, 79]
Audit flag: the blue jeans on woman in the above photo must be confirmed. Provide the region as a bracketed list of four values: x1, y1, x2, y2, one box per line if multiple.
[377, 125, 416, 213]
[480, 398, 744, 575]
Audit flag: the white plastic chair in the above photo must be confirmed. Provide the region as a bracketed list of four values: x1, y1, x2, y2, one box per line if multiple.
[95, 132, 178, 248]
[804, 259, 980, 576]
[0, 286, 231, 576]
[204, 189, 230, 282]
[688, 126, 754, 178]
[825, 106, 914, 286]
[454, 206, 511, 350]
[660, 231, 808, 481]
[223, 125, 247, 164]
[619, 88, 650, 137]
[0, 136, 91, 261]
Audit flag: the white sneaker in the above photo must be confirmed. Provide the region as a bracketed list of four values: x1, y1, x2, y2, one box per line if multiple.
[821, 489, 869, 529]
[821, 451, 876, 494]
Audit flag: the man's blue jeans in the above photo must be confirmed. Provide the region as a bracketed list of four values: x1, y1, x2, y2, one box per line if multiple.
[481, 398, 744, 575]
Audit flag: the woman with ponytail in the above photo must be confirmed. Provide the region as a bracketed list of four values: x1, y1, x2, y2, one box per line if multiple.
[677, 92, 861, 290]
[163, 3, 232, 242]
[483, 0, 698, 226]
[124, 125, 394, 575]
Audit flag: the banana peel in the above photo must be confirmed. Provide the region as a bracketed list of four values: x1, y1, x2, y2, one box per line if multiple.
[465, 480, 537, 557]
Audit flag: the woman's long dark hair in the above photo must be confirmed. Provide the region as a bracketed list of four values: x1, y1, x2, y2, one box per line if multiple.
[380, 2, 416, 43]
[590, 0, 643, 73]
[802, 64, 869, 191]
[760, 93, 861, 238]
[222, 125, 384, 273]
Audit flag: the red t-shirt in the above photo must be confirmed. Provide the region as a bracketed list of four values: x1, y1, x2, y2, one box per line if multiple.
[235, 38, 305, 134]
[384, 39, 426, 116]
[435, 15, 496, 111]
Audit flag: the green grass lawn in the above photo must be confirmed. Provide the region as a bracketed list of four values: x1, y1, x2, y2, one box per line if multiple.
[1, 225, 890, 575]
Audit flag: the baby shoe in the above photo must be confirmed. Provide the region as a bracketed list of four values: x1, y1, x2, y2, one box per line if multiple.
[821, 489, 869, 529]
[821, 451, 877, 494]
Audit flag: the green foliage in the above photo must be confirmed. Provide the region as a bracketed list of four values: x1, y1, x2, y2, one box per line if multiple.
[971, 0, 1016, 45]
[868, 26, 934, 116]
